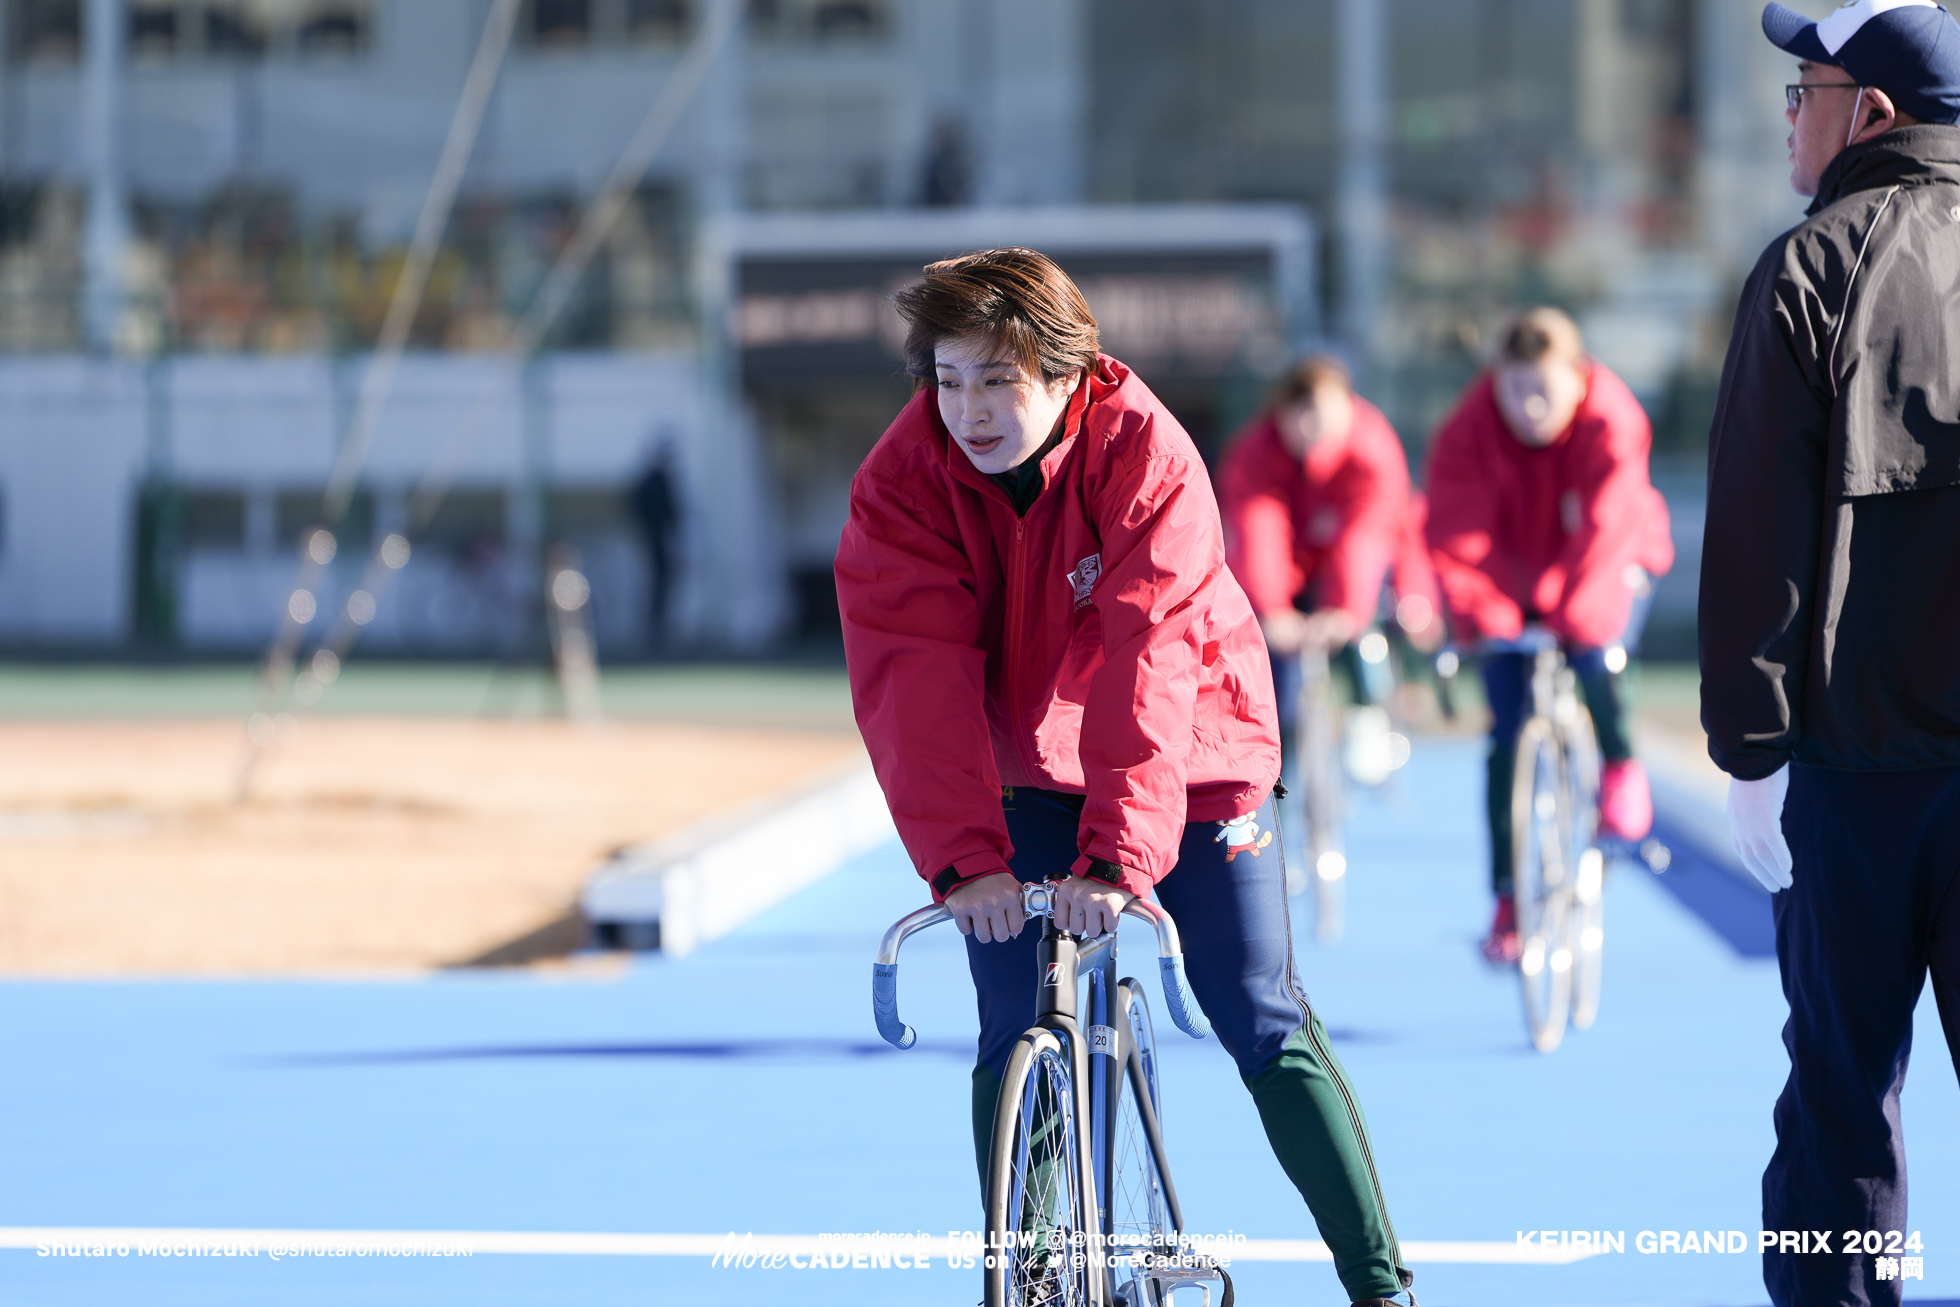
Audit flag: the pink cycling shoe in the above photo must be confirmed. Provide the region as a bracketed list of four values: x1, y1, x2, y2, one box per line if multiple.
[1480, 894, 1521, 966]
[1598, 758, 1654, 841]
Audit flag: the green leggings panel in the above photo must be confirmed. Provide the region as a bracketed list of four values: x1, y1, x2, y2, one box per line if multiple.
[971, 1060, 1001, 1185]
[1245, 1014, 1413, 1303]
[1488, 740, 1517, 896]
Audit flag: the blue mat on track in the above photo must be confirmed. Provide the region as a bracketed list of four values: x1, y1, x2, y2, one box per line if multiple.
[2, 737, 1954, 1307]
[1644, 817, 1777, 959]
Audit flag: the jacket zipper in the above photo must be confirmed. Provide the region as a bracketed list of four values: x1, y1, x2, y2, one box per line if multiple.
[1004, 517, 1040, 782]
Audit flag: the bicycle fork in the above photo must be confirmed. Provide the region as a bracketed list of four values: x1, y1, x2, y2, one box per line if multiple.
[1025, 918, 1109, 1305]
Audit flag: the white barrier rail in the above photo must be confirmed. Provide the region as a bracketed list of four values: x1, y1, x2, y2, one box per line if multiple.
[579, 755, 896, 957]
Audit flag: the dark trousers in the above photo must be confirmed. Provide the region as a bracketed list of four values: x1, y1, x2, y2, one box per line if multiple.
[964, 786, 1410, 1302]
[1481, 648, 1632, 895]
[1764, 763, 1960, 1307]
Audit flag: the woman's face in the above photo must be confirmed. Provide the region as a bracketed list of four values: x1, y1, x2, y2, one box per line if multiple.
[1277, 383, 1355, 459]
[1495, 357, 1588, 448]
[934, 334, 1080, 475]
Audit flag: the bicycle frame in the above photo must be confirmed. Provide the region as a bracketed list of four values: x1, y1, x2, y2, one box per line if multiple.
[1047, 899, 1187, 1253]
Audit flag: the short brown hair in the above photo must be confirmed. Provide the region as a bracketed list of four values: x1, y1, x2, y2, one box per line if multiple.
[892, 248, 1100, 388]
[1499, 307, 1584, 366]
[1267, 354, 1353, 411]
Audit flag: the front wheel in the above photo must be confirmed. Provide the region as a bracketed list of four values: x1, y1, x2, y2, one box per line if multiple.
[1512, 714, 1573, 1052]
[986, 1029, 1099, 1307]
[1559, 706, 1606, 1032]
[1570, 845, 1606, 1030]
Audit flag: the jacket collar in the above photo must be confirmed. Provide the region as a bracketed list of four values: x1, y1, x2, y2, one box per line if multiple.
[1809, 124, 1960, 214]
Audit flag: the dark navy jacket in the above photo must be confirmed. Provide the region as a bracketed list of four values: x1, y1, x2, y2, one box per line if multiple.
[1700, 126, 1960, 779]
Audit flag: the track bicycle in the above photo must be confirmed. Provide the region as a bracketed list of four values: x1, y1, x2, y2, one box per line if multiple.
[874, 882, 1233, 1306]
[1286, 630, 1412, 944]
[1290, 644, 1347, 944]
[1442, 630, 1671, 1051]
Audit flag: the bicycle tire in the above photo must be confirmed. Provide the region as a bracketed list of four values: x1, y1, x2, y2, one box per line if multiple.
[1561, 706, 1606, 1030]
[1570, 846, 1606, 1030]
[1511, 714, 1573, 1052]
[1108, 981, 1177, 1295]
[1299, 649, 1346, 944]
[986, 1028, 1099, 1307]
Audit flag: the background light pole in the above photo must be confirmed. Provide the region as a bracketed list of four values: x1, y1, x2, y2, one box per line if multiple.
[80, 0, 129, 354]
[1335, 0, 1389, 373]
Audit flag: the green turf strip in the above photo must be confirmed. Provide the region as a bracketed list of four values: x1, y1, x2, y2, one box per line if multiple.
[0, 662, 856, 726]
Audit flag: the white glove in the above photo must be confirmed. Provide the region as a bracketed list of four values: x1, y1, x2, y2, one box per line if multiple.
[1727, 764, 1794, 892]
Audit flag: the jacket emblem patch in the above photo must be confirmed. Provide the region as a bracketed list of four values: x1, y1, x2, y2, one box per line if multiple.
[1067, 554, 1101, 609]
[1215, 813, 1275, 862]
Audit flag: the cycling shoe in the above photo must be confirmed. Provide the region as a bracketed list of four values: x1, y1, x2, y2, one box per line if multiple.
[1480, 894, 1521, 966]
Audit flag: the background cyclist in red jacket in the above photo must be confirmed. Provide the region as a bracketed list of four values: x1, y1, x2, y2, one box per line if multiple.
[835, 248, 1414, 1307]
[1217, 355, 1441, 783]
[1424, 307, 1674, 963]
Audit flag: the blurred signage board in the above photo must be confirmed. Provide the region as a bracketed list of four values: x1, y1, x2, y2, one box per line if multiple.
[733, 206, 1315, 392]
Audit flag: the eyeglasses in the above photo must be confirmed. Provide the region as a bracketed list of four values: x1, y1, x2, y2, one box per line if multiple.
[1786, 82, 1862, 113]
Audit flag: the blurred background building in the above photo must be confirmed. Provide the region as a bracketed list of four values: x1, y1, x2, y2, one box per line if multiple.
[0, 0, 1799, 660]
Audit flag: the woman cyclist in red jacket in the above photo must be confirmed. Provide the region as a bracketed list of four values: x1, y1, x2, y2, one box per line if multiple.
[835, 248, 1413, 1307]
[1424, 307, 1674, 963]
[1217, 355, 1441, 784]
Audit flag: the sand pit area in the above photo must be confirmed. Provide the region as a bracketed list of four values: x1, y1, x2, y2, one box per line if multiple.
[0, 717, 864, 976]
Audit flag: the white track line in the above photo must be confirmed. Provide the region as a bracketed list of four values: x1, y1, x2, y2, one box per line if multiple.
[0, 1228, 1603, 1264]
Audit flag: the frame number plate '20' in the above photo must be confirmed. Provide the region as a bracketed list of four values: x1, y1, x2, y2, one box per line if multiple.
[1089, 1024, 1119, 1059]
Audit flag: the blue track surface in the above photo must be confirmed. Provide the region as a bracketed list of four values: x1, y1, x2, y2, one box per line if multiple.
[2, 737, 1956, 1306]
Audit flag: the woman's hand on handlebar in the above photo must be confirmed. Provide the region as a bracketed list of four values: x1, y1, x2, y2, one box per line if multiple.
[944, 872, 1027, 943]
[1051, 875, 1135, 938]
[1262, 608, 1356, 656]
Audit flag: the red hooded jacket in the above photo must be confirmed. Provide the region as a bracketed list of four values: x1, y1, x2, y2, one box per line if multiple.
[835, 355, 1280, 903]
[1423, 363, 1673, 648]
[1216, 399, 1420, 627]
